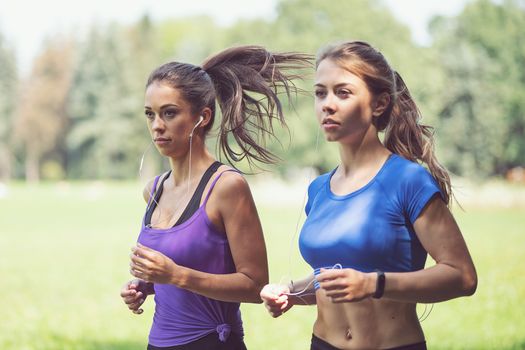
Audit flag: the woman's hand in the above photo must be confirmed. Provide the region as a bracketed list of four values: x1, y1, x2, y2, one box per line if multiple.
[260, 284, 293, 317]
[130, 243, 181, 285]
[120, 279, 151, 314]
[317, 268, 376, 303]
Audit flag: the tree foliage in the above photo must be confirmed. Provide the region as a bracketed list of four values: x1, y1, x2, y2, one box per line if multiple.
[260, 0, 420, 174]
[3, 0, 524, 180]
[66, 24, 147, 179]
[13, 37, 73, 181]
[0, 33, 17, 180]
[430, 0, 525, 177]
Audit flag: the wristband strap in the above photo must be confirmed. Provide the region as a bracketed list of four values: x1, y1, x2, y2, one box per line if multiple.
[373, 270, 385, 299]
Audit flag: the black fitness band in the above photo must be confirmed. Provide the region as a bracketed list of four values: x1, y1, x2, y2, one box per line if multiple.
[373, 270, 386, 299]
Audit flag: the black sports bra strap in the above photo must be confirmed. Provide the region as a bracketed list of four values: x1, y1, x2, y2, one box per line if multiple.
[144, 171, 172, 227]
[173, 161, 222, 226]
[144, 162, 223, 227]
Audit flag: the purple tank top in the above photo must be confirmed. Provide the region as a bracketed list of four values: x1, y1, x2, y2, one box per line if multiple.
[137, 170, 243, 347]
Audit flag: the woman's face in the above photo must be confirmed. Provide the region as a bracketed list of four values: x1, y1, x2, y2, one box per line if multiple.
[314, 58, 377, 143]
[144, 81, 198, 157]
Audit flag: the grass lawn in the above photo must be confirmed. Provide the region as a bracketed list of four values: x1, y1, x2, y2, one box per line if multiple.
[0, 181, 523, 349]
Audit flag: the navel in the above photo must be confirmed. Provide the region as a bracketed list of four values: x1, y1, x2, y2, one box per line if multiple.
[346, 328, 353, 340]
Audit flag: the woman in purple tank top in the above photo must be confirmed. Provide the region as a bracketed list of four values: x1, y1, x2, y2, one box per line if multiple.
[119, 46, 312, 350]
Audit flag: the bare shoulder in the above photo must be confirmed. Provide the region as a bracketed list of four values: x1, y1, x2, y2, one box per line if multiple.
[212, 166, 251, 199]
[142, 178, 156, 203]
[141, 172, 169, 203]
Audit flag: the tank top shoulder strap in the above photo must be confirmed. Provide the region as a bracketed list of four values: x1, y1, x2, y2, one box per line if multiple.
[146, 171, 171, 208]
[203, 169, 241, 205]
[147, 175, 161, 207]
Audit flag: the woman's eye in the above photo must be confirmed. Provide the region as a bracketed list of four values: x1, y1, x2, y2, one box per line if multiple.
[337, 89, 351, 97]
[314, 90, 326, 98]
[163, 109, 177, 118]
[145, 111, 154, 120]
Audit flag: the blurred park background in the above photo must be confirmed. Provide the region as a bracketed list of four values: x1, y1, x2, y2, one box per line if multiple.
[0, 0, 524, 349]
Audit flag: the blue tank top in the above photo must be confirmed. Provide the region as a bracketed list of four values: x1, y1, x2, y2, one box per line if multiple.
[299, 154, 442, 288]
[137, 170, 243, 347]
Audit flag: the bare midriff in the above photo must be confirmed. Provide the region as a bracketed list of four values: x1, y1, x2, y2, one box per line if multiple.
[313, 290, 425, 350]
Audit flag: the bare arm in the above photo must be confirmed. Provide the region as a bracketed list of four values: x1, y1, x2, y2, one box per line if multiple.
[260, 273, 316, 318]
[381, 196, 477, 303]
[142, 181, 154, 202]
[287, 274, 317, 305]
[174, 172, 268, 303]
[131, 172, 268, 304]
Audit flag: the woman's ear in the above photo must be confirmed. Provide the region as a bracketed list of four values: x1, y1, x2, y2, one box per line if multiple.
[372, 92, 391, 117]
[200, 107, 213, 127]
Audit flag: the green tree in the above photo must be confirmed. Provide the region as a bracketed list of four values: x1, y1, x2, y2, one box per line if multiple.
[122, 15, 166, 179]
[67, 24, 147, 179]
[0, 33, 17, 181]
[11, 0, 455, 180]
[262, 0, 424, 174]
[13, 37, 73, 182]
[156, 15, 225, 63]
[430, 0, 525, 177]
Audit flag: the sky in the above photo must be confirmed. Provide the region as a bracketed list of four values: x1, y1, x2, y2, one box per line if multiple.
[0, 0, 470, 74]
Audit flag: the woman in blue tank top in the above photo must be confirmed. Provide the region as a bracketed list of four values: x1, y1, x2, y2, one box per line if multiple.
[119, 46, 312, 350]
[261, 41, 478, 350]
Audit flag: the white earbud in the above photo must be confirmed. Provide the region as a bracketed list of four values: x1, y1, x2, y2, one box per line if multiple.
[189, 116, 204, 137]
[196, 116, 204, 127]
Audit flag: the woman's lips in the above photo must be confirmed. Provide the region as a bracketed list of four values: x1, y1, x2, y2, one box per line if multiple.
[154, 137, 171, 145]
[322, 118, 340, 130]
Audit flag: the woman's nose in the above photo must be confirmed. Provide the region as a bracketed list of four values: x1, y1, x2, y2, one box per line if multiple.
[322, 94, 336, 114]
[151, 115, 164, 131]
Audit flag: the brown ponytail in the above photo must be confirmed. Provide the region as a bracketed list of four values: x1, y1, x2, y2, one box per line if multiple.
[202, 46, 312, 167]
[146, 45, 312, 168]
[317, 41, 452, 205]
[385, 72, 452, 204]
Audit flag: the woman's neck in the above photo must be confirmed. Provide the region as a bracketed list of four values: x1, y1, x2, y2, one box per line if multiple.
[337, 128, 390, 177]
[168, 141, 215, 186]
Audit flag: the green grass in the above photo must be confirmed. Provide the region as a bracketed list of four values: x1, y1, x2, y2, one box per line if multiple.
[0, 181, 523, 349]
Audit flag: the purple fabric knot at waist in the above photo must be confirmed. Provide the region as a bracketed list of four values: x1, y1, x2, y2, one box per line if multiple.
[216, 323, 231, 342]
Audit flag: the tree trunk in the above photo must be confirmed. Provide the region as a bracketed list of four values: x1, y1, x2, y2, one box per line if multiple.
[25, 149, 40, 183]
[0, 147, 11, 181]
